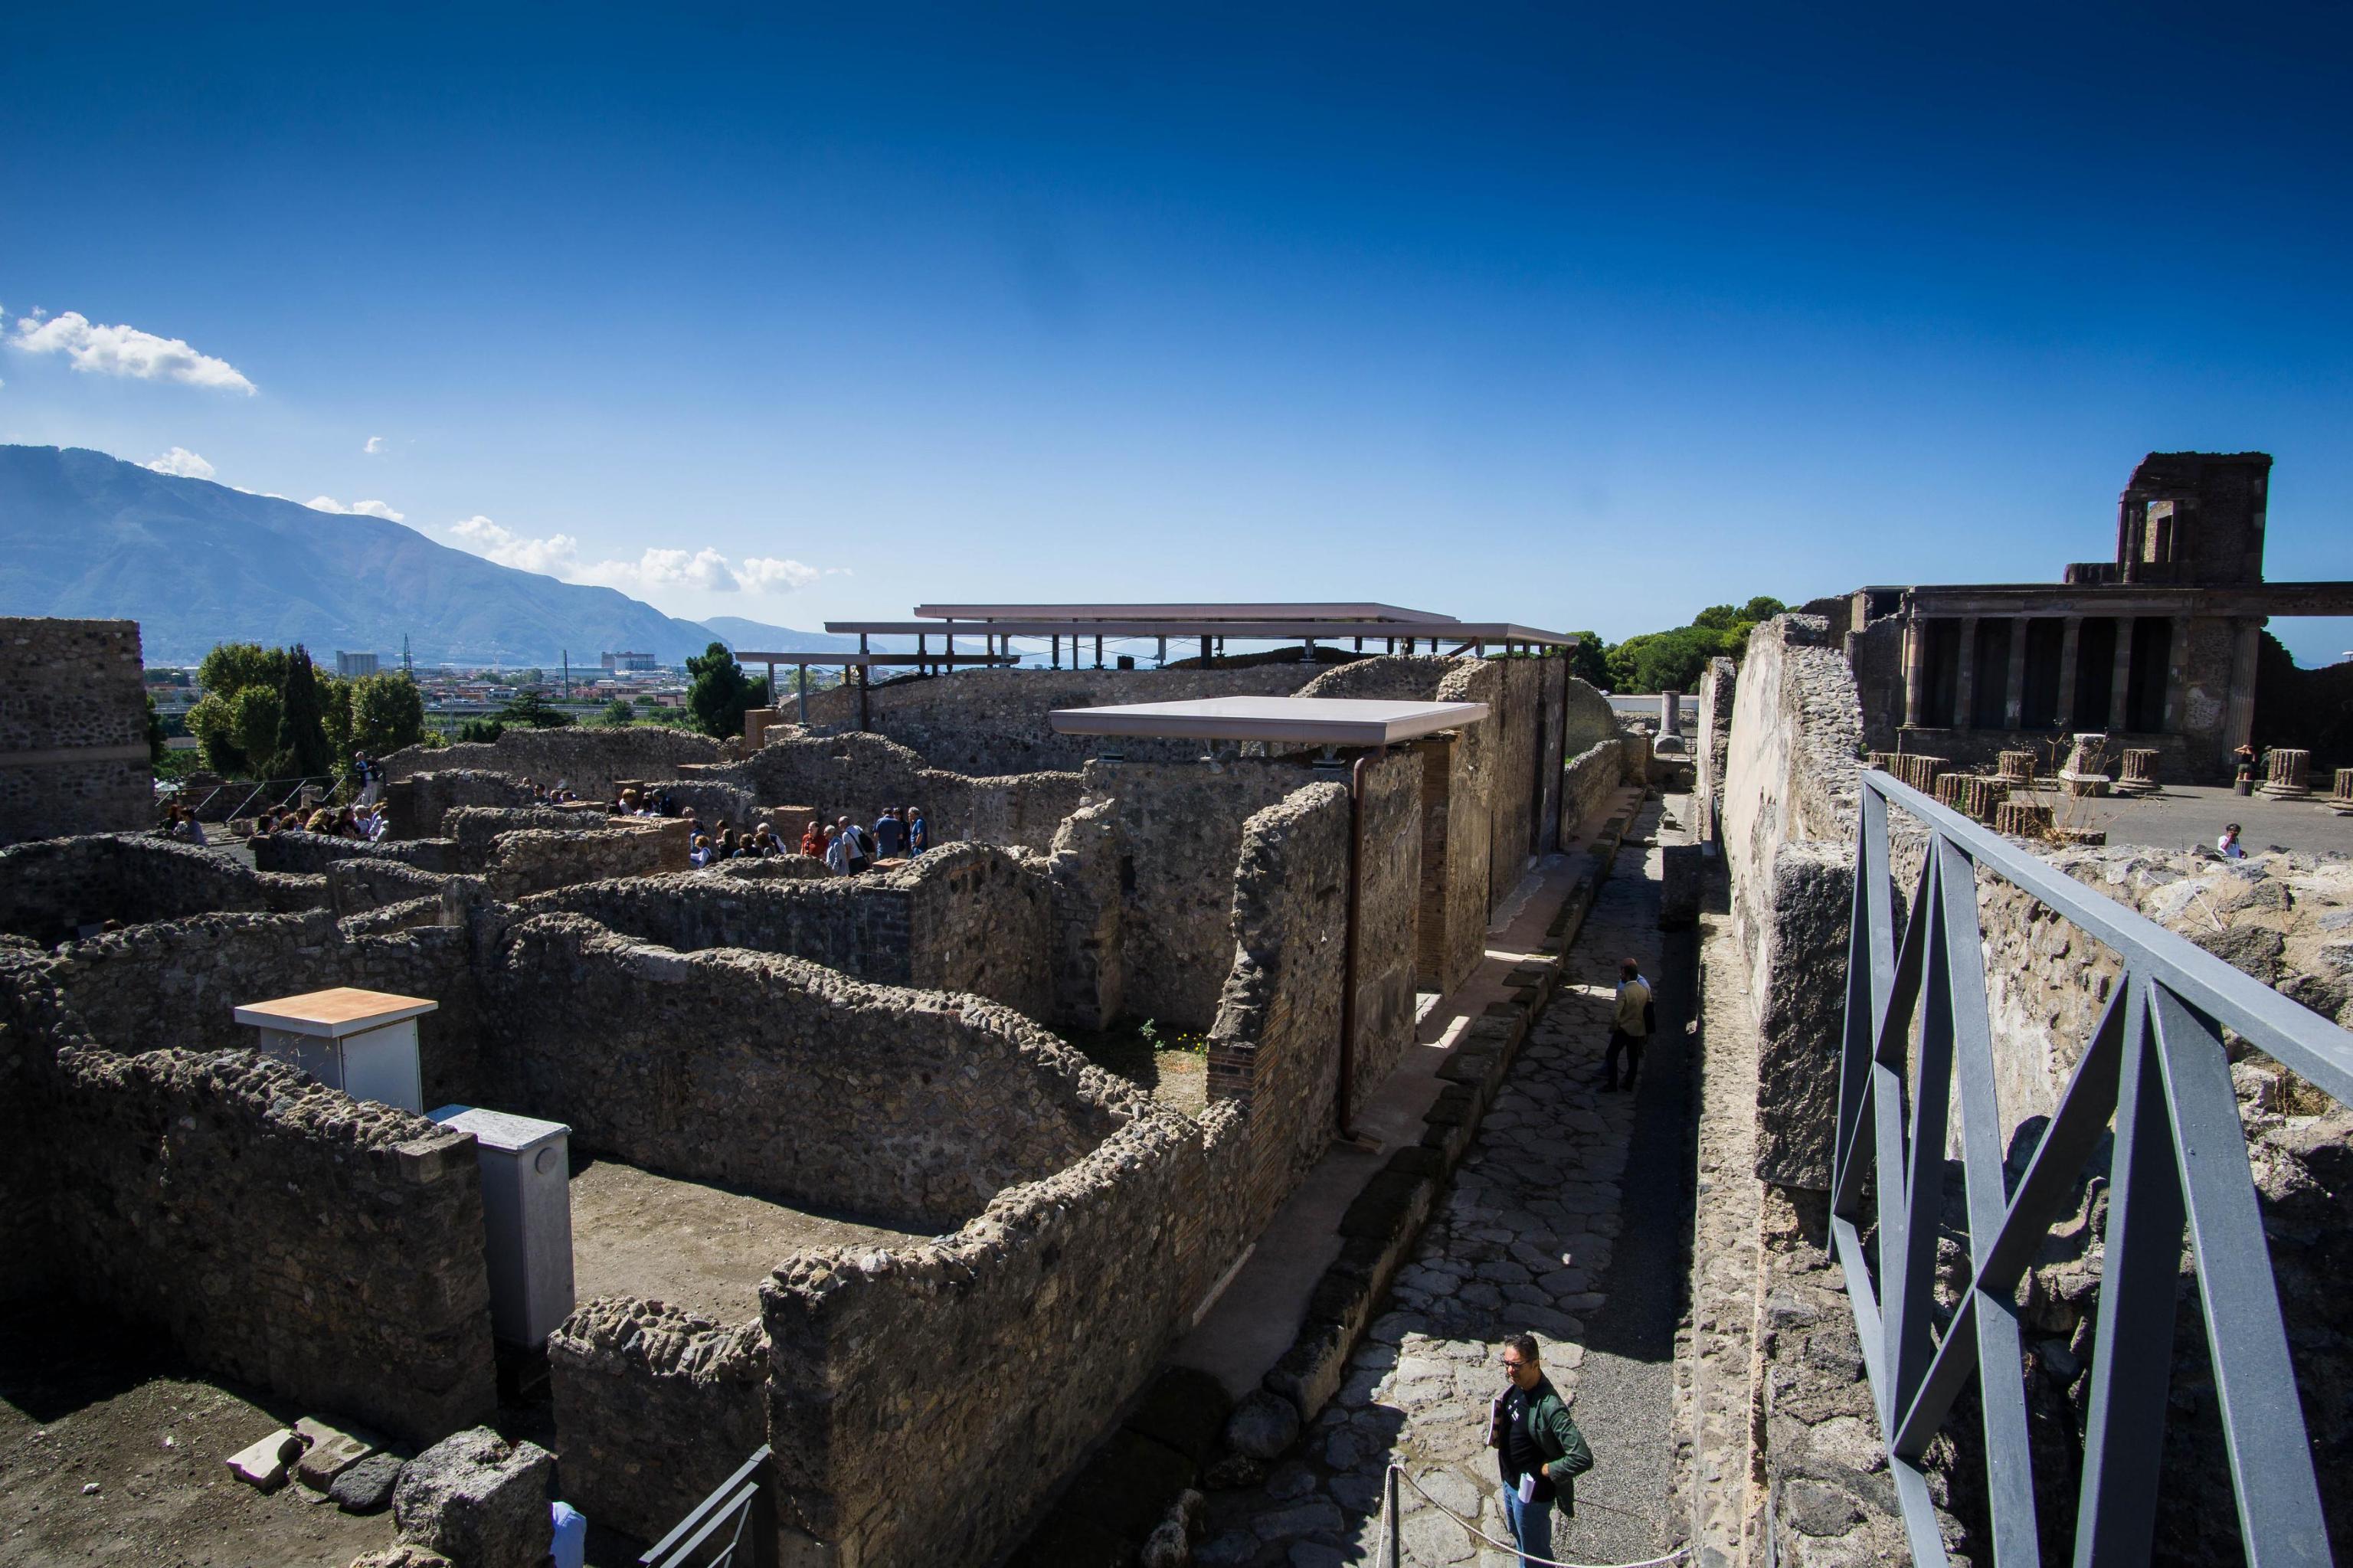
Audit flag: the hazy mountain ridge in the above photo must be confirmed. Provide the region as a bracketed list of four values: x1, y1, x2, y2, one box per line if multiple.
[0, 445, 725, 664]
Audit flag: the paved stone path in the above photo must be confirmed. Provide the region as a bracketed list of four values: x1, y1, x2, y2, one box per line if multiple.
[1199, 797, 1688, 1568]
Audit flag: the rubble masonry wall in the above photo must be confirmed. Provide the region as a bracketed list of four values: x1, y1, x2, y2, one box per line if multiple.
[701, 730, 1083, 853]
[0, 617, 153, 846]
[381, 726, 725, 795]
[475, 915, 1124, 1232]
[0, 833, 327, 945]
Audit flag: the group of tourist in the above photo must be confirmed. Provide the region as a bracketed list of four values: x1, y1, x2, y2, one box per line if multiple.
[516, 776, 583, 804]
[685, 806, 929, 873]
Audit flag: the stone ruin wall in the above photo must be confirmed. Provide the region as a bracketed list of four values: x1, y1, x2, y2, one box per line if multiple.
[1710, 611, 2353, 1564]
[255, 827, 458, 876]
[1694, 653, 1737, 846]
[474, 915, 1121, 1233]
[797, 661, 1327, 774]
[763, 1099, 1255, 1568]
[479, 821, 691, 899]
[381, 768, 538, 838]
[1342, 748, 1425, 1127]
[520, 843, 1053, 1021]
[702, 729, 1084, 853]
[0, 617, 154, 847]
[0, 833, 327, 946]
[0, 951, 497, 1446]
[1207, 782, 1353, 1212]
[547, 1298, 771, 1543]
[381, 725, 725, 796]
[1559, 738, 1626, 846]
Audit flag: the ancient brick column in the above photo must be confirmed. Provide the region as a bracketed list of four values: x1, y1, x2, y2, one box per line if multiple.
[2056, 617, 2083, 728]
[2332, 768, 2353, 815]
[2114, 748, 2160, 797]
[2002, 617, 2030, 728]
[1997, 749, 2037, 782]
[2261, 748, 2313, 797]
[1995, 800, 2054, 836]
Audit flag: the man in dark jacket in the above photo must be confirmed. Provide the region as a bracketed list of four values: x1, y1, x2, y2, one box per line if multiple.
[1489, 1333, 1594, 1566]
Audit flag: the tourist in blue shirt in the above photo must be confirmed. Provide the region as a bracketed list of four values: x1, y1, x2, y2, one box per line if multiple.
[872, 809, 906, 859]
[906, 808, 929, 856]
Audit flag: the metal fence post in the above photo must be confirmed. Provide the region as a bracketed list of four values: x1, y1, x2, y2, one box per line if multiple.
[1383, 1466, 1401, 1568]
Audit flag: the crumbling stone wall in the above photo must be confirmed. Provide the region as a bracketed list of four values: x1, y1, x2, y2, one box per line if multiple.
[477, 915, 1124, 1232]
[1089, 757, 1324, 1033]
[797, 662, 1328, 774]
[0, 833, 326, 945]
[325, 856, 452, 918]
[381, 725, 724, 794]
[520, 843, 1052, 1017]
[1559, 738, 1623, 845]
[254, 828, 458, 876]
[763, 1099, 1253, 1568]
[444, 805, 613, 869]
[1721, 614, 1866, 1188]
[382, 768, 538, 838]
[0, 617, 153, 846]
[481, 822, 690, 899]
[547, 1298, 769, 1543]
[1207, 782, 1352, 1211]
[34, 909, 486, 1108]
[1046, 798, 1125, 1033]
[1345, 750, 1424, 1127]
[0, 960, 496, 1445]
[696, 730, 1083, 853]
[1694, 655, 1737, 846]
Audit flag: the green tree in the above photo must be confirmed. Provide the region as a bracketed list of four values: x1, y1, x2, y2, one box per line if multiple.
[231, 685, 283, 769]
[275, 647, 335, 779]
[1740, 595, 1788, 622]
[319, 675, 355, 764]
[684, 643, 769, 738]
[599, 697, 636, 727]
[146, 692, 167, 765]
[456, 717, 506, 744]
[494, 691, 574, 729]
[197, 642, 288, 704]
[350, 673, 427, 756]
[1566, 631, 1611, 689]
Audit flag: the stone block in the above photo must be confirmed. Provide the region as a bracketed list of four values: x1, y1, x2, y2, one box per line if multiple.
[332, 1452, 407, 1514]
[227, 1428, 303, 1491]
[1124, 1366, 1232, 1465]
[392, 1427, 554, 1568]
[294, 1415, 382, 1489]
[1222, 1390, 1301, 1461]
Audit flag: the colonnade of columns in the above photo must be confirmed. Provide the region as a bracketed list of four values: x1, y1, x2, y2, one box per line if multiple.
[1900, 611, 2250, 738]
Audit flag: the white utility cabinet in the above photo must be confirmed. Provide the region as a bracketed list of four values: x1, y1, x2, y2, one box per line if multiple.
[429, 1105, 576, 1346]
[234, 987, 435, 1114]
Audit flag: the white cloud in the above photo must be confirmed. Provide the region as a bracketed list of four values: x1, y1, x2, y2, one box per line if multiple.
[7, 308, 256, 393]
[307, 495, 405, 522]
[364, 435, 384, 454]
[442, 518, 823, 597]
[738, 555, 821, 593]
[144, 447, 215, 480]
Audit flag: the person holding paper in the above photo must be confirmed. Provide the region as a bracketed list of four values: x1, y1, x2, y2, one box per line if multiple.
[1488, 1334, 1594, 1566]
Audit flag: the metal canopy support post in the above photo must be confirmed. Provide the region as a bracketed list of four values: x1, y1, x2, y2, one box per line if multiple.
[796, 663, 808, 725]
[1833, 769, 2345, 1568]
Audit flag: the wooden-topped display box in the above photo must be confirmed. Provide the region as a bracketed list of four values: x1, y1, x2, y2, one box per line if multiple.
[232, 987, 438, 1114]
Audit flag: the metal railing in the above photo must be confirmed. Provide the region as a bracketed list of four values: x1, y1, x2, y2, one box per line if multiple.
[1833, 770, 2351, 1565]
[640, 1445, 776, 1568]
[177, 773, 340, 821]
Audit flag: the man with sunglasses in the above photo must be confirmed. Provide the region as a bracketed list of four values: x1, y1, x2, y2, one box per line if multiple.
[1488, 1334, 1594, 1566]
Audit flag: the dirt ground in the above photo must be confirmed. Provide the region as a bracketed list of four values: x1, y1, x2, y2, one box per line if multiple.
[0, 1300, 397, 1568]
[567, 1155, 930, 1321]
[1073, 1024, 1209, 1115]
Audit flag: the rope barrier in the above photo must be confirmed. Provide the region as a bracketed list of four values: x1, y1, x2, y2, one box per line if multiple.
[1380, 1464, 1690, 1568]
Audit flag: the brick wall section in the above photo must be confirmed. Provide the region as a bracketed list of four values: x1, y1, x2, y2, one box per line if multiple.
[761, 1100, 1254, 1568]
[325, 856, 452, 917]
[380, 726, 725, 795]
[254, 829, 459, 876]
[444, 805, 616, 869]
[475, 915, 1121, 1232]
[1091, 757, 1322, 1033]
[0, 957, 495, 1445]
[1693, 655, 1737, 845]
[797, 663, 1327, 775]
[690, 731, 1083, 853]
[0, 617, 153, 846]
[546, 1298, 770, 1543]
[1206, 782, 1352, 1218]
[0, 833, 327, 945]
[1045, 799, 1125, 1033]
[519, 843, 1052, 1017]
[1558, 738, 1623, 843]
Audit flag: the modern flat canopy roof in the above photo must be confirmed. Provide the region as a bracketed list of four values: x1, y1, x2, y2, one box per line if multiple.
[826, 617, 1577, 647]
[912, 602, 1460, 624]
[734, 650, 1018, 666]
[1048, 695, 1488, 746]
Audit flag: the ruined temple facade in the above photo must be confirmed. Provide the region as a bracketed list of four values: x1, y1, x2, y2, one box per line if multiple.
[1834, 452, 2353, 781]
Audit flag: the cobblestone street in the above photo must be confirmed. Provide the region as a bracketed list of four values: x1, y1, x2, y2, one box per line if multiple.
[1199, 796, 1691, 1567]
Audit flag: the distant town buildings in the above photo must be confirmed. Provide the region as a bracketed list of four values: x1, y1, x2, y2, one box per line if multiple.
[601, 650, 656, 672]
[335, 650, 382, 677]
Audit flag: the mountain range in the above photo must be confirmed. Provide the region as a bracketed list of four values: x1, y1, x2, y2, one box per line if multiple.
[0, 445, 850, 666]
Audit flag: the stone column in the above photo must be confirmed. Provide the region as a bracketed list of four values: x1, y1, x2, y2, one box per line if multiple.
[1902, 618, 1926, 728]
[2224, 617, 2262, 754]
[2002, 617, 2029, 728]
[2109, 616, 2135, 731]
[2056, 617, 2082, 728]
[1952, 615, 1981, 729]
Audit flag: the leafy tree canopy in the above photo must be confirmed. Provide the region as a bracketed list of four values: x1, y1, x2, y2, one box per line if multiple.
[1595, 597, 1790, 693]
[600, 698, 636, 728]
[685, 643, 769, 739]
[494, 691, 574, 730]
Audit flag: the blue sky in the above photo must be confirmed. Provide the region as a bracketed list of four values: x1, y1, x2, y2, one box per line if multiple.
[5, 2, 2351, 662]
